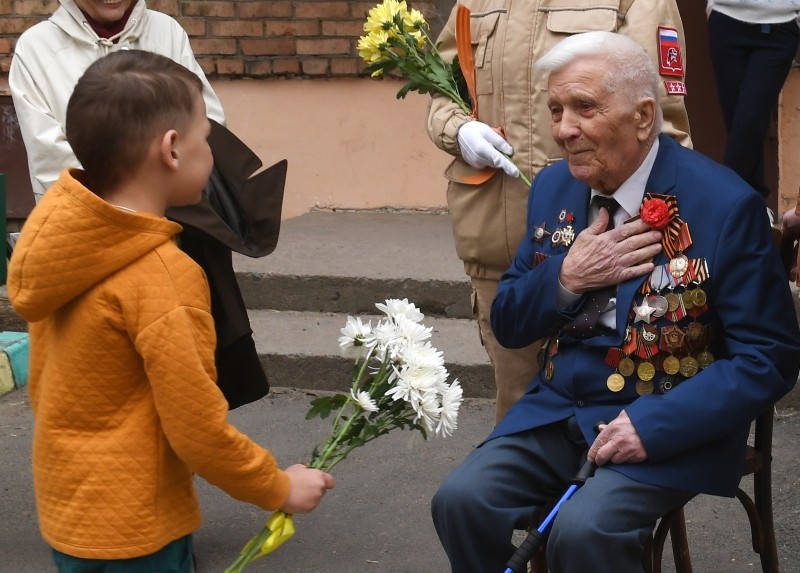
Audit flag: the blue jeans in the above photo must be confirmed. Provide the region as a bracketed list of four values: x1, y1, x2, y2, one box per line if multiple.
[51, 535, 193, 573]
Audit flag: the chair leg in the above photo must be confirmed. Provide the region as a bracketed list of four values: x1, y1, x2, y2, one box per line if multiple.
[669, 511, 693, 573]
[754, 464, 781, 573]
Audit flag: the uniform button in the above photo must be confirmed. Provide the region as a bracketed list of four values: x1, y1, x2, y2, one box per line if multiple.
[576, 400, 585, 407]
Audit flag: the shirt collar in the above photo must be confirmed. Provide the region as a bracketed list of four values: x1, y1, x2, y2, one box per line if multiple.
[590, 138, 660, 225]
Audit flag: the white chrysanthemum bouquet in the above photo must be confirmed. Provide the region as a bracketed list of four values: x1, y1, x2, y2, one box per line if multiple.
[225, 299, 463, 572]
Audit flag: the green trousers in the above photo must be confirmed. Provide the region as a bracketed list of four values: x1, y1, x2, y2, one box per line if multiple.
[51, 535, 193, 573]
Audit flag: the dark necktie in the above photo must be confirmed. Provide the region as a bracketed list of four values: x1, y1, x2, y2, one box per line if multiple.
[563, 195, 620, 338]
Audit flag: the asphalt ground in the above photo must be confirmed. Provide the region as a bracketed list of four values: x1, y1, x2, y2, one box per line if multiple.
[1, 386, 798, 573]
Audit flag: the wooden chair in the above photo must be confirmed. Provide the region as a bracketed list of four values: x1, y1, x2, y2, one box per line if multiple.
[644, 407, 779, 573]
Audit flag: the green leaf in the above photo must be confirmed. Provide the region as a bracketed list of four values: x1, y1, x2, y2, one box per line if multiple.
[306, 394, 348, 420]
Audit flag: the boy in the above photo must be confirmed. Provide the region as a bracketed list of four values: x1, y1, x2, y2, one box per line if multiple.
[7, 50, 334, 572]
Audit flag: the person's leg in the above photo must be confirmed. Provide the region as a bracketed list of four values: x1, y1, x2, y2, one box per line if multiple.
[432, 419, 587, 573]
[547, 468, 694, 573]
[52, 535, 194, 573]
[471, 276, 543, 422]
[708, 12, 799, 198]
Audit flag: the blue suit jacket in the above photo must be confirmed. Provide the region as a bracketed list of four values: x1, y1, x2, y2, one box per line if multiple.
[489, 135, 800, 496]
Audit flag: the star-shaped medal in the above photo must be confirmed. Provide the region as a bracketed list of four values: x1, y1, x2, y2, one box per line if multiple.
[532, 222, 551, 245]
[633, 298, 658, 324]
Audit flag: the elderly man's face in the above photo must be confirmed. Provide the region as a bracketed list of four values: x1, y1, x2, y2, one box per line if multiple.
[547, 58, 651, 194]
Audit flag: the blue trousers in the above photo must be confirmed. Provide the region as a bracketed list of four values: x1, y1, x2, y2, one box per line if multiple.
[708, 10, 800, 199]
[431, 418, 694, 573]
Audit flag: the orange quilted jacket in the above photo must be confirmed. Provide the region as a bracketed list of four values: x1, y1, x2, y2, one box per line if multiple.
[8, 170, 290, 559]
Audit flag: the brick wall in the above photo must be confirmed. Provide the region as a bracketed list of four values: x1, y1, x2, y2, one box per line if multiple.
[0, 0, 444, 79]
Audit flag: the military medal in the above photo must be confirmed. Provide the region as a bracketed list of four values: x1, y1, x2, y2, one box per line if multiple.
[619, 356, 636, 377]
[637, 360, 656, 381]
[560, 225, 575, 247]
[633, 298, 657, 324]
[607, 373, 626, 392]
[648, 294, 669, 318]
[664, 292, 681, 313]
[636, 379, 655, 395]
[662, 355, 681, 375]
[679, 355, 699, 378]
[532, 222, 551, 245]
[691, 287, 707, 307]
[658, 375, 678, 393]
[669, 253, 689, 278]
[681, 289, 695, 311]
[697, 349, 715, 369]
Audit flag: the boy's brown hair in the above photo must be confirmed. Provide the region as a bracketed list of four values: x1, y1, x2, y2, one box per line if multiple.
[66, 49, 204, 194]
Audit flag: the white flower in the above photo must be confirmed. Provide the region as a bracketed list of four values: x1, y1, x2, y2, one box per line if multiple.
[392, 314, 432, 346]
[373, 318, 403, 361]
[351, 389, 379, 412]
[338, 316, 375, 352]
[436, 380, 463, 437]
[402, 340, 445, 371]
[376, 298, 424, 323]
[386, 362, 440, 412]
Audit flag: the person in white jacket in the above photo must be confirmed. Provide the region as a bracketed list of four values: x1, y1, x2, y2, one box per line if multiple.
[10, 0, 224, 201]
[9, 0, 271, 410]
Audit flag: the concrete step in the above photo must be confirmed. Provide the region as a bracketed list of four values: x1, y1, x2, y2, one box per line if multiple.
[233, 211, 473, 318]
[251, 309, 494, 399]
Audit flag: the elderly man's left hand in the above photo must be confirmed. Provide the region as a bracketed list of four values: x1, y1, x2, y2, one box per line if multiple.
[588, 410, 648, 466]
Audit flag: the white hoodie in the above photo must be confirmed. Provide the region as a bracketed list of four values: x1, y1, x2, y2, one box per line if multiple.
[9, 0, 225, 200]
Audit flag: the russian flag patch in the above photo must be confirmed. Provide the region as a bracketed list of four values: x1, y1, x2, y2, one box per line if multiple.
[657, 26, 684, 77]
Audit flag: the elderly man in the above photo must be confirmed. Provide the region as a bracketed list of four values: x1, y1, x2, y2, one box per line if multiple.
[431, 31, 800, 573]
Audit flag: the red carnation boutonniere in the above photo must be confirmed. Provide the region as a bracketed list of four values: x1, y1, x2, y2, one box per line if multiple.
[640, 197, 670, 230]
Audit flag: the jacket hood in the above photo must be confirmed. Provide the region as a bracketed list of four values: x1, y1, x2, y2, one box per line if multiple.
[54, 0, 147, 47]
[8, 170, 182, 322]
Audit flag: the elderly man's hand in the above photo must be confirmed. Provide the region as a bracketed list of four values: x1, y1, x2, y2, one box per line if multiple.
[559, 210, 663, 293]
[588, 410, 648, 466]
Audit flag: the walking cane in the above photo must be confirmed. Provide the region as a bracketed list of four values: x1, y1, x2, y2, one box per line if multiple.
[503, 422, 604, 573]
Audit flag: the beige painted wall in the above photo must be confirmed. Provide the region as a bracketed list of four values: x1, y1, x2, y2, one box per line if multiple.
[779, 67, 800, 217]
[212, 78, 452, 220]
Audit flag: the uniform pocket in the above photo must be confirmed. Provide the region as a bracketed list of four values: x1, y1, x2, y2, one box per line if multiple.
[544, 0, 621, 34]
[469, 9, 505, 95]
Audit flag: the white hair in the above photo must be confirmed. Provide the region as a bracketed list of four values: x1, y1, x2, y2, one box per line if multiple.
[535, 31, 663, 133]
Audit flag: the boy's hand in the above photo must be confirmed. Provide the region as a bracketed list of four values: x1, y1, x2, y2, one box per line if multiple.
[280, 464, 335, 514]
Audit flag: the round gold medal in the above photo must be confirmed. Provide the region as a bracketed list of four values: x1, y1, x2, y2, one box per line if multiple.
[665, 292, 681, 312]
[619, 357, 636, 377]
[681, 290, 695, 310]
[607, 373, 625, 392]
[697, 350, 715, 369]
[663, 355, 681, 375]
[692, 287, 707, 307]
[636, 379, 654, 395]
[679, 355, 699, 378]
[637, 361, 656, 381]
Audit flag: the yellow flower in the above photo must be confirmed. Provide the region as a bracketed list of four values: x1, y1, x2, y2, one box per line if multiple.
[364, 0, 408, 34]
[357, 30, 391, 64]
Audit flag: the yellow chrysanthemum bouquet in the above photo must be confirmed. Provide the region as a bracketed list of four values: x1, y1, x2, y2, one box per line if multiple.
[357, 0, 529, 186]
[357, 0, 471, 114]
[225, 299, 462, 572]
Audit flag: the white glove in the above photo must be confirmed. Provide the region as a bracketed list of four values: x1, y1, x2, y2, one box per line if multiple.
[456, 120, 520, 178]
